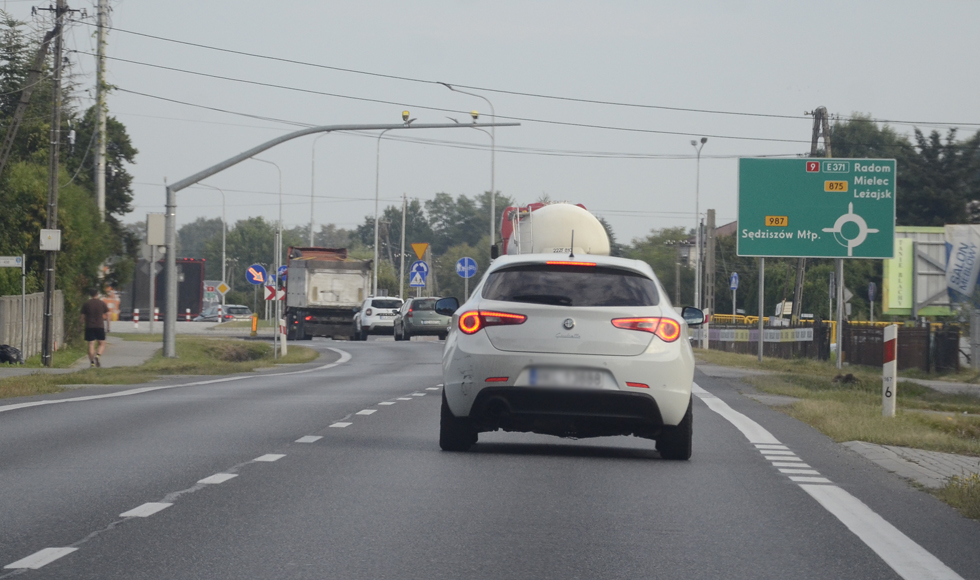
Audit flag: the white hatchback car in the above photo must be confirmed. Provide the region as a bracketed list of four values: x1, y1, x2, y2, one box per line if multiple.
[435, 254, 704, 459]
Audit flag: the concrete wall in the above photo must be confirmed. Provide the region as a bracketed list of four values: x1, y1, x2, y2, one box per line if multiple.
[0, 291, 64, 359]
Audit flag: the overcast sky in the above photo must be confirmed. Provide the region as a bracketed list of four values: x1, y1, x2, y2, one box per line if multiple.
[5, 0, 979, 244]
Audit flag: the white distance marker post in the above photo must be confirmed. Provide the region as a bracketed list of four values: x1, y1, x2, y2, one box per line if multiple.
[882, 324, 897, 417]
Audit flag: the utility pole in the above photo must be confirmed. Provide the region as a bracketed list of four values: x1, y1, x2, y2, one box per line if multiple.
[705, 209, 716, 316]
[791, 106, 833, 323]
[41, 0, 67, 367]
[94, 0, 107, 219]
[399, 194, 406, 300]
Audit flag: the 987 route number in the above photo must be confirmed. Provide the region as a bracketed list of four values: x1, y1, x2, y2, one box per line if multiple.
[766, 215, 788, 227]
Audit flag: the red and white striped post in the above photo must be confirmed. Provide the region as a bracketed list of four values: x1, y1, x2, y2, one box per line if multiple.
[154, 307, 160, 322]
[882, 324, 897, 417]
[185, 308, 191, 321]
[217, 304, 223, 324]
[133, 308, 139, 329]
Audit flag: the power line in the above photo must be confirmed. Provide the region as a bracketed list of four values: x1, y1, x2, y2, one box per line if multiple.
[70, 19, 980, 128]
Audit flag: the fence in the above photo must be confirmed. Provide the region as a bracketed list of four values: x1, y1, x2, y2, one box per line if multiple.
[0, 291, 64, 360]
[698, 323, 832, 361]
[842, 324, 960, 373]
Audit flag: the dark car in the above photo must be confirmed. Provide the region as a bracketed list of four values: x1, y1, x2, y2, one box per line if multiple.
[394, 297, 451, 341]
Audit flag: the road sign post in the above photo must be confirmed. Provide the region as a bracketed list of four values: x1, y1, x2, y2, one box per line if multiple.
[729, 272, 739, 319]
[869, 281, 877, 324]
[409, 260, 428, 289]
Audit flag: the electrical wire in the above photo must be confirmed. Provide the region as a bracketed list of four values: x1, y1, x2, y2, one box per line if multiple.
[69, 19, 980, 129]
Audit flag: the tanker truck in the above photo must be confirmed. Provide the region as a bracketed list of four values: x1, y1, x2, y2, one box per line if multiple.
[498, 202, 610, 256]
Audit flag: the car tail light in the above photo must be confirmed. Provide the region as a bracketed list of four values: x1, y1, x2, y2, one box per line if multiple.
[458, 310, 527, 335]
[546, 260, 596, 267]
[365, 308, 373, 316]
[626, 382, 649, 389]
[485, 377, 509, 383]
[611, 317, 681, 342]
[304, 315, 313, 321]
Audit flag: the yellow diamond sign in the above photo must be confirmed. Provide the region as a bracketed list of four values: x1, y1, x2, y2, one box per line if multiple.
[216, 282, 230, 296]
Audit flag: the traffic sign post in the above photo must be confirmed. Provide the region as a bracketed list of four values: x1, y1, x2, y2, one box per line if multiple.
[246, 264, 267, 285]
[0, 255, 25, 361]
[277, 265, 287, 284]
[729, 272, 739, 318]
[409, 260, 428, 289]
[456, 257, 478, 299]
[737, 159, 896, 259]
[869, 281, 877, 324]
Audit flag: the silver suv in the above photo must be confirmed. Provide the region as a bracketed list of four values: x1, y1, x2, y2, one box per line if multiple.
[352, 297, 403, 340]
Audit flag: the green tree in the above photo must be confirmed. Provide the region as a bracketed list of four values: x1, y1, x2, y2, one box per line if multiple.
[624, 227, 693, 306]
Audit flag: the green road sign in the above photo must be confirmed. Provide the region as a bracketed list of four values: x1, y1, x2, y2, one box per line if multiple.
[737, 158, 896, 258]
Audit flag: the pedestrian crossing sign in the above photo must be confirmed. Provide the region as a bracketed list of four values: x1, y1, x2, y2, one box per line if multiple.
[410, 272, 426, 287]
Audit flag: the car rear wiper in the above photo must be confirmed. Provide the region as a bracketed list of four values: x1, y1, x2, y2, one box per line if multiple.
[510, 294, 573, 306]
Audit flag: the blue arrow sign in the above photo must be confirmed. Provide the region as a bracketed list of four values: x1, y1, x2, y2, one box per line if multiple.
[278, 265, 288, 281]
[868, 281, 876, 302]
[456, 257, 478, 279]
[730, 272, 739, 291]
[246, 264, 267, 285]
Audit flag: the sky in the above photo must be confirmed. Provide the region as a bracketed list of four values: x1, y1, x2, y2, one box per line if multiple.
[4, 0, 979, 245]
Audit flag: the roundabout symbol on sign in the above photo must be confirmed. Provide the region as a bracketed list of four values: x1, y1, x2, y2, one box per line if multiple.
[821, 202, 880, 257]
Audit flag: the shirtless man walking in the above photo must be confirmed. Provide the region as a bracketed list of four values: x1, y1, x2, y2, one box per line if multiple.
[80, 289, 110, 367]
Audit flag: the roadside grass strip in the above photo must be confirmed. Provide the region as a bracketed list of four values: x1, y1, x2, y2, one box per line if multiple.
[4, 547, 78, 570]
[693, 383, 965, 580]
[119, 502, 172, 518]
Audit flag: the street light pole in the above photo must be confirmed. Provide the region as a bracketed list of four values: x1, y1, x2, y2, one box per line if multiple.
[374, 128, 394, 296]
[439, 82, 496, 256]
[199, 184, 226, 304]
[310, 133, 329, 246]
[250, 157, 282, 359]
[691, 137, 707, 309]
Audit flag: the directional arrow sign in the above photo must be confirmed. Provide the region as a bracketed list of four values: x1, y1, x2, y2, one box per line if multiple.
[246, 264, 266, 285]
[456, 257, 478, 279]
[729, 272, 739, 291]
[264, 286, 285, 300]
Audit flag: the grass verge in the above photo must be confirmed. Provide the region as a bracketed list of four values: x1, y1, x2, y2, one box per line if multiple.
[0, 337, 319, 401]
[0, 342, 89, 369]
[696, 349, 980, 457]
[936, 473, 980, 520]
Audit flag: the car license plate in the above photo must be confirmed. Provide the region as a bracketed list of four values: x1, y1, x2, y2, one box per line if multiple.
[380, 313, 395, 317]
[421, 320, 438, 325]
[528, 368, 603, 388]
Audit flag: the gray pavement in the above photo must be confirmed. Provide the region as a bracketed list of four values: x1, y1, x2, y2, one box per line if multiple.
[69, 336, 160, 370]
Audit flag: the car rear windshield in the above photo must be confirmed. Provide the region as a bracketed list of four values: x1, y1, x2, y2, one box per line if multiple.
[372, 299, 402, 309]
[227, 307, 250, 315]
[412, 299, 436, 311]
[481, 264, 659, 307]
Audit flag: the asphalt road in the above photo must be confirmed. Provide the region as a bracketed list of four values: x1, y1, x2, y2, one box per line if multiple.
[1, 339, 978, 579]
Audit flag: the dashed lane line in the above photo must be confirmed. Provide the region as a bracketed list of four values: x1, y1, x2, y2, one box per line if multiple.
[693, 382, 964, 580]
[3, 547, 78, 570]
[396, 397, 412, 401]
[0, 348, 352, 415]
[330, 422, 352, 428]
[254, 454, 285, 462]
[378, 402, 396, 405]
[356, 409, 377, 415]
[295, 436, 322, 443]
[119, 502, 172, 518]
[197, 473, 238, 485]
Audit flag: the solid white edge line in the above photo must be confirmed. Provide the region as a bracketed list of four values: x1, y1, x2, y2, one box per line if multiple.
[692, 383, 780, 444]
[4, 547, 78, 569]
[254, 454, 285, 462]
[120, 502, 173, 518]
[695, 381, 966, 580]
[800, 484, 964, 580]
[755, 444, 790, 450]
[295, 436, 322, 443]
[198, 473, 238, 484]
[0, 348, 353, 415]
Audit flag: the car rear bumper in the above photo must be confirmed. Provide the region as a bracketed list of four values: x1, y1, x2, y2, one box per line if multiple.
[467, 386, 664, 439]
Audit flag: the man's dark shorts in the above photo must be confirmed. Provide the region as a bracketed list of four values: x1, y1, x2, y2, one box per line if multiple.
[85, 328, 106, 342]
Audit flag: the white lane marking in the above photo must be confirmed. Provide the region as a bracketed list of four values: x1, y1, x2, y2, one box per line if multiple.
[378, 402, 396, 405]
[695, 382, 966, 580]
[759, 449, 796, 455]
[4, 547, 78, 570]
[773, 462, 812, 468]
[779, 468, 821, 475]
[436, 383, 444, 387]
[356, 409, 377, 415]
[396, 397, 412, 401]
[120, 502, 172, 518]
[0, 348, 353, 415]
[426, 387, 440, 391]
[764, 455, 803, 461]
[254, 454, 285, 462]
[755, 444, 789, 450]
[198, 473, 238, 484]
[801, 484, 964, 580]
[411, 393, 426, 397]
[330, 422, 352, 428]
[692, 383, 780, 444]
[295, 436, 322, 443]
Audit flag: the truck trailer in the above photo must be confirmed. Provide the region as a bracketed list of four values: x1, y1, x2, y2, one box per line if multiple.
[284, 247, 371, 340]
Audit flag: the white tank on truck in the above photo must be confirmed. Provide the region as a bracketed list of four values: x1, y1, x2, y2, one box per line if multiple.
[284, 247, 371, 340]
[500, 202, 610, 256]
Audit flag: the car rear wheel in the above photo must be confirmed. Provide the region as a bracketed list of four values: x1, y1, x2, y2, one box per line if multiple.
[656, 397, 692, 460]
[440, 391, 477, 451]
[438, 332, 448, 341]
[394, 325, 404, 341]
